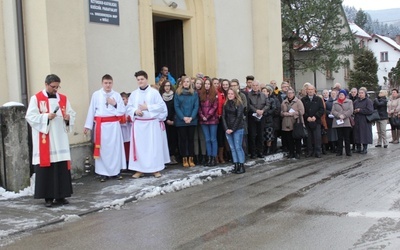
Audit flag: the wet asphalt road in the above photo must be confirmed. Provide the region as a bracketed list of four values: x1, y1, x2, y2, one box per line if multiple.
[3, 145, 400, 250]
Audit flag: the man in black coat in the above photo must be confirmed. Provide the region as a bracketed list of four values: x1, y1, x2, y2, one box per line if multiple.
[301, 84, 325, 158]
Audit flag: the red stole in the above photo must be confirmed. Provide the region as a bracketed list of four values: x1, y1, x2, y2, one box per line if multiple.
[35, 91, 69, 169]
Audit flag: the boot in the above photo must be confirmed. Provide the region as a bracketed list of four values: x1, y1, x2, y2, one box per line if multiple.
[394, 130, 399, 144]
[209, 156, 216, 166]
[236, 163, 245, 174]
[360, 144, 368, 154]
[322, 144, 327, 155]
[218, 147, 225, 164]
[194, 155, 199, 164]
[182, 157, 189, 167]
[390, 130, 397, 143]
[204, 156, 210, 166]
[356, 144, 362, 153]
[231, 163, 238, 173]
[170, 155, 178, 165]
[188, 157, 196, 167]
[200, 155, 207, 165]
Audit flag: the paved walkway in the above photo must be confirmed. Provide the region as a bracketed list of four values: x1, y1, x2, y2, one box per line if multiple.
[0, 154, 283, 244]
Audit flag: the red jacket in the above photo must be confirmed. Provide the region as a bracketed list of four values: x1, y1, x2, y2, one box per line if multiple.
[217, 90, 226, 117]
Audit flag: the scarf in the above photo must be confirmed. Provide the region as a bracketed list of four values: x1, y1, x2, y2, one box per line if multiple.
[162, 91, 174, 102]
[338, 97, 345, 104]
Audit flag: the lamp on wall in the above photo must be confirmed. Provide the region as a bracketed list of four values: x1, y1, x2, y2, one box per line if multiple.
[162, 0, 178, 8]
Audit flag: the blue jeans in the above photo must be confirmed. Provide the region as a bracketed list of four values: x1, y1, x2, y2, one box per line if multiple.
[201, 124, 218, 156]
[226, 129, 245, 163]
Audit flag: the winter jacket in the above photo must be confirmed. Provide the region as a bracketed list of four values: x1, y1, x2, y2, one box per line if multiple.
[174, 90, 199, 127]
[353, 97, 373, 144]
[198, 93, 219, 125]
[331, 99, 354, 128]
[301, 95, 325, 125]
[373, 96, 388, 120]
[264, 96, 277, 128]
[216, 90, 226, 117]
[222, 100, 244, 132]
[281, 97, 305, 132]
[388, 95, 400, 118]
[247, 91, 270, 116]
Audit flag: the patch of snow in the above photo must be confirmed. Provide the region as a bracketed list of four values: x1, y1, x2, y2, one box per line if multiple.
[0, 175, 35, 201]
[347, 211, 400, 219]
[60, 214, 81, 222]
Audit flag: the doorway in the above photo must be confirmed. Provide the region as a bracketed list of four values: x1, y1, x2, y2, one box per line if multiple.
[153, 17, 185, 82]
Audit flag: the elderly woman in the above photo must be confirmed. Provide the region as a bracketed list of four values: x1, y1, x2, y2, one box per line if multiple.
[325, 89, 338, 153]
[281, 88, 305, 159]
[388, 89, 400, 144]
[331, 90, 354, 156]
[353, 88, 374, 154]
[374, 90, 389, 148]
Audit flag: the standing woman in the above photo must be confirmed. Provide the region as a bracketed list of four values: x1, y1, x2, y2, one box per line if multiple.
[353, 88, 374, 154]
[388, 89, 400, 144]
[216, 79, 229, 163]
[281, 88, 305, 159]
[374, 90, 389, 148]
[261, 86, 277, 155]
[193, 78, 207, 164]
[174, 76, 199, 167]
[160, 80, 179, 164]
[331, 89, 354, 156]
[325, 89, 338, 153]
[198, 77, 219, 166]
[222, 88, 246, 174]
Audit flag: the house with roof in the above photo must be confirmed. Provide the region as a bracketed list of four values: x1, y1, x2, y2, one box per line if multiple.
[349, 23, 400, 88]
[292, 9, 354, 92]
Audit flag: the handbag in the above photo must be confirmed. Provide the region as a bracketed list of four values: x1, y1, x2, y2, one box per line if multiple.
[366, 110, 380, 122]
[292, 112, 308, 139]
[390, 116, 400, 126]
[349, 115, 355, 127]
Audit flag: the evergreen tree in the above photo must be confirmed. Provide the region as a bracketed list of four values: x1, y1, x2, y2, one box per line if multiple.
[349, 49, 379, 91]
[389, 59, 400, 90]
[281, 0, 355, 89]
[354, 9, 368, 29]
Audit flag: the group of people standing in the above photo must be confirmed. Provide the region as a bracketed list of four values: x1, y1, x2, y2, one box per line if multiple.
[26, 70, 400, 208]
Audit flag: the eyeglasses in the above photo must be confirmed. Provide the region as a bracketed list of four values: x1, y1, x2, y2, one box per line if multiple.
[48, 85, 61, 89]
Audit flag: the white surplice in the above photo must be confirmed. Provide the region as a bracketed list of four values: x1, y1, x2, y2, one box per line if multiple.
[84, 88, 126, 176]
[25, 90, 76, 164]
[127, 86, 169, 173]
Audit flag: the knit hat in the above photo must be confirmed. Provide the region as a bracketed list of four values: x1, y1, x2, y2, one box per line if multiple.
[339, 89, 347, 97]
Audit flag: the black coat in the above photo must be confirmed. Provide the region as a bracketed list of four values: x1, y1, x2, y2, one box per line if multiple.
[301, 95, 325, 125]
[373, 96, 388, 120]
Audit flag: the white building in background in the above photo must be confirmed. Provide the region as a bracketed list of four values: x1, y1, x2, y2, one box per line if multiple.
[349, 23, 400, 89]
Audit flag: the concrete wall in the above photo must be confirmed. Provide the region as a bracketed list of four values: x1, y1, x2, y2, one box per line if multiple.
[85, 0, 141, 95]
[214, 0, 254, 85]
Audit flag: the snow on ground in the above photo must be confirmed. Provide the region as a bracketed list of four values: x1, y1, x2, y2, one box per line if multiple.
[0, 175, 35, 201]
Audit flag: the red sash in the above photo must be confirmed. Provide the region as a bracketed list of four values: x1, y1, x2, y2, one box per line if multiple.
[93, 116, 124, 158]
[35, 91, 68, 168]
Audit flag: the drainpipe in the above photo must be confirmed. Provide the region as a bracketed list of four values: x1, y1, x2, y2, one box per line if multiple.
[16, 0, 28, 107]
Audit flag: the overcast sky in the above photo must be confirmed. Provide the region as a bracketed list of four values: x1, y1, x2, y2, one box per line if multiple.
[342, 0, 400, 10]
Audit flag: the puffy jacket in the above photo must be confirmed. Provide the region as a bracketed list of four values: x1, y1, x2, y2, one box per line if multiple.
[222, 100, 244, 132]
[174, 91, 199, 127]
[198, 93, 219, 125]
